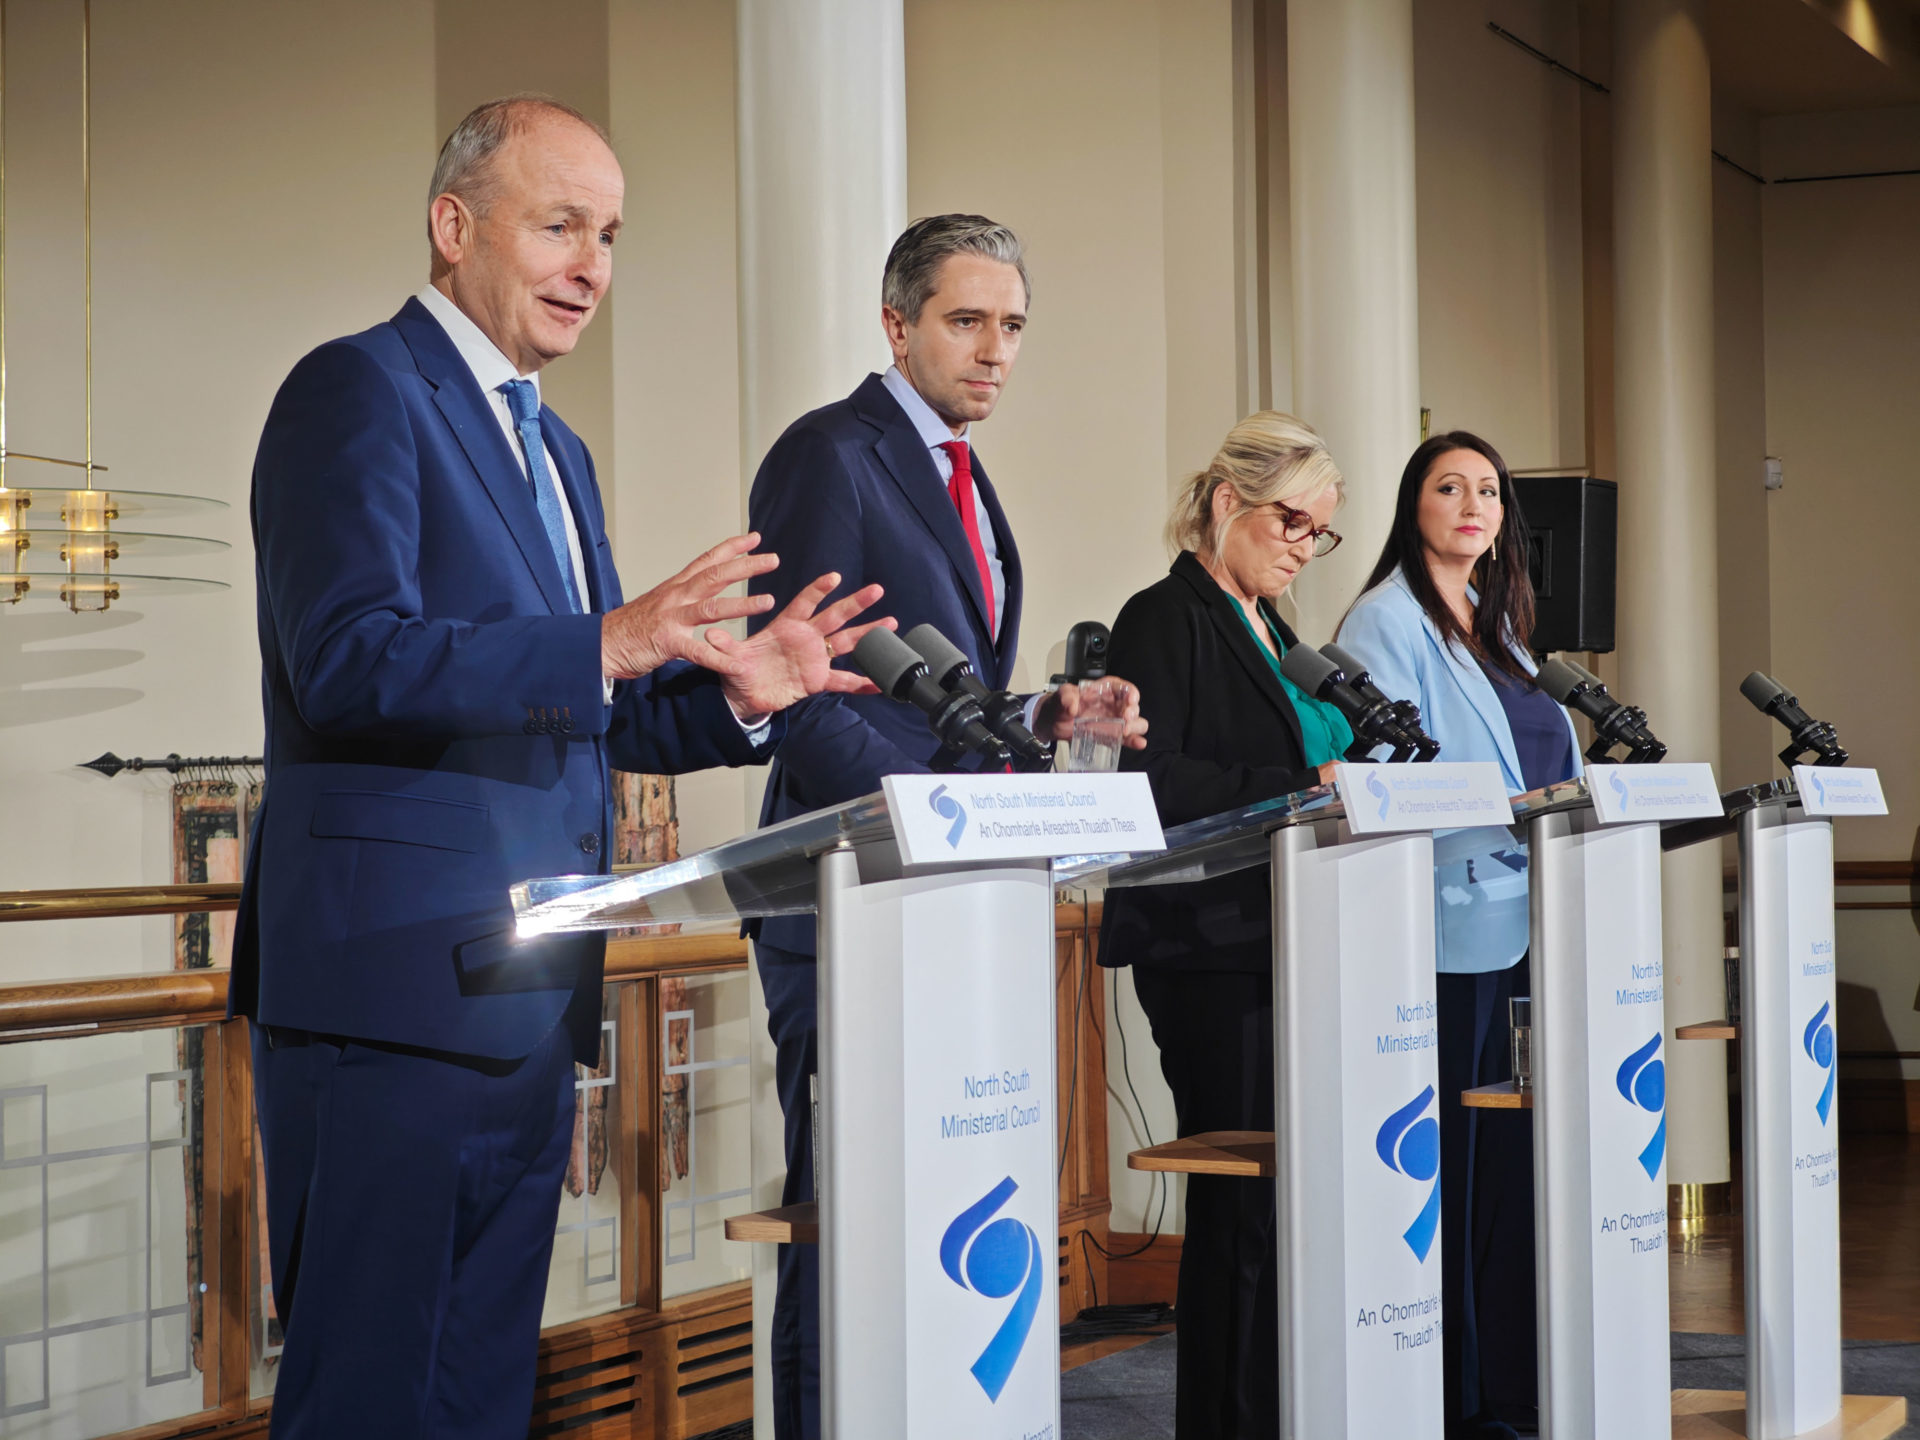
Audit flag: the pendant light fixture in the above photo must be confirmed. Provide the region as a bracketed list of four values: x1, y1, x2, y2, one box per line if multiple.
[0, 0, 228, 613]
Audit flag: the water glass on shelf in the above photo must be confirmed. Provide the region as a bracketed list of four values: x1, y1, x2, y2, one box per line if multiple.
[1066, 677, 1127, 773]
[1510, 996, 1533, 1092]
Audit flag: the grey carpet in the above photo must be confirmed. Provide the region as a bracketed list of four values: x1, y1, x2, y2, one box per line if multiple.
[1059, 1331, 1919, 1439]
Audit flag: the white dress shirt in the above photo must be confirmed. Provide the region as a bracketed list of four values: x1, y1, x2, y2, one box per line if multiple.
[881, 364, 1006, 638]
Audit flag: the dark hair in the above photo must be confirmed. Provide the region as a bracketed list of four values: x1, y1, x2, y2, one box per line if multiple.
[882, 214, 1030, 324]
[1355, 430, 1537, 679]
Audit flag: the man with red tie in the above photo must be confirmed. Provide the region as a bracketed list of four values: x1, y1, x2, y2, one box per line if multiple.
[744, 214, 1142, 1440]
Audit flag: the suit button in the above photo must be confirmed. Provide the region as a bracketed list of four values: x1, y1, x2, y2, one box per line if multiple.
[524, 720, 539, 735]
[561, 717, 576, 733]
[578, 832, 601, 856]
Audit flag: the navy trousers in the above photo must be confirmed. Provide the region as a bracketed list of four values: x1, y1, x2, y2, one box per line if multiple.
[754, 942, 821, 1440]
[251, 1019, 577, 1439]
[1130, 966, 1279, 1440]
[1436, 956, 1538, 1439]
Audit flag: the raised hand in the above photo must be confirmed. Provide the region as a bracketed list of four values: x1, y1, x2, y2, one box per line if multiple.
[600, 534, 782, 681]
[708, 572, 894, 717]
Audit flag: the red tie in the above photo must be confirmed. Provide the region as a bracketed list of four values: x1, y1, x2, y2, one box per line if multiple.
[939, 440, 996, 637]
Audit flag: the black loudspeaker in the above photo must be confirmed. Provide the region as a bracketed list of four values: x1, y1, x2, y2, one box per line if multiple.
[1510, 475, 1616, 653]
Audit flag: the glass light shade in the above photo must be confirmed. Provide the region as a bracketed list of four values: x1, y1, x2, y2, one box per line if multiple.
[0, 571, 228, 612]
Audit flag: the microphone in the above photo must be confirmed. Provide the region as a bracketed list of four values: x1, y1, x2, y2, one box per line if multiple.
[903, 624, 1054, 770]
[852, 628, 1009, 765]
[1320, 643, 1442, 761]
[1535, 659, 1668, 764]
[1278, 642, 1424, 762]
[1739, 671, 1848, 768]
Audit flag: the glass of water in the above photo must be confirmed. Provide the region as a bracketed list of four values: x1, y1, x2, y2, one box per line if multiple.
[1066, 677, 1127, 773]
[1510, 996, 1533, 1091]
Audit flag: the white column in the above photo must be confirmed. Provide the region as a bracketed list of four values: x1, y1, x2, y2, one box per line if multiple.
[733, 6, 907, 1432]
[1612, 0, 1729, 1188]
[1284, 0, 1421, 641]
[735, 0, 907, 469]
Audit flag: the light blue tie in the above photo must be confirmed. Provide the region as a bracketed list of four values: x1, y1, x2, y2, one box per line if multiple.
[499, 378, 583, 613]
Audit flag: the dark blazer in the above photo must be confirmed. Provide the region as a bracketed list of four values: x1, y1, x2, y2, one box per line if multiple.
[747, 373, 1024, 956]
[1099, 551, 1324, 973]
[233, 297, 774, 1062]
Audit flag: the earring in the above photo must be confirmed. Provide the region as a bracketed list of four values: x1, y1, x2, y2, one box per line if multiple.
[1491, 535, 1499, 564]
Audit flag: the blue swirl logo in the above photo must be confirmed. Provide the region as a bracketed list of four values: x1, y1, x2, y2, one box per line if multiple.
[929, 783, 967, 848]
[1365, 769, 1392, 822]
[1616, 1033, 1667, 1180]
[1375, 1086, 1441, 1262]
[939, 1177, 1042, 1402]
[1809, 772, 1828, 806]
[1803, 1001, 1836, 1125]
[1609, 769, 1630, 809]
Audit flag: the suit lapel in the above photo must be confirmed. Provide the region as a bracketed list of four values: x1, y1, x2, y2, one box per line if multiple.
[1174, 554, 1305, 757]
[392, 299, 577, 617]
[854, 376, 997, 648]
[1407, 582, 1525, 788]
[971, 455, 1022, 686]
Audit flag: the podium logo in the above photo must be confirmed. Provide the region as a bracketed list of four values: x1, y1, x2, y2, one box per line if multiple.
[929, 783, 967, 848]
[1365, 768, 1393, 822]
[1803, 1001, 1836, 1125]
[1615, 1033, 1666, 1181]
[939, 1177, 1043, 1402]
[1808, 771, 1828, 806]
[1608, 770, 1630, 808]
[1375, 1086, 1441, 1262]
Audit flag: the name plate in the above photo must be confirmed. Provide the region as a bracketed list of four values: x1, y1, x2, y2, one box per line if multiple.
[883, 772, 1166, 867]
[1793, 765, 1888, 817]
[1335, 762, 1513, 834]
[1588, 762, 1724, 824]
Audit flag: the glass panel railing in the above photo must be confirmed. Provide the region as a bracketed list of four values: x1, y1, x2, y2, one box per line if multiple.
[541, 988, 629, 1329]
[1, 1027, 217, 1436]
[659, 971, 751, 1302]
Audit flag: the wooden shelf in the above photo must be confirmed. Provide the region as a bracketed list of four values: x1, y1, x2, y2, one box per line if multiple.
[1672, 1390, 1907, 1439]
[724, 1202, 817, 1245]
[1128, 1131, 1274, 1177]
[1462, 1081, 1533, 1109]
[1677, 1020, 1739, 1040]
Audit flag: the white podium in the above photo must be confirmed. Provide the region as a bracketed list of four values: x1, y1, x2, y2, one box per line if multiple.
[513, 775, 1165, 1439]
[1077, 772, 1506, 1440]
[1510, 779, 1683, 1440]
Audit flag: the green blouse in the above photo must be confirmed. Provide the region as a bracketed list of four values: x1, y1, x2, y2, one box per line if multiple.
[1229, 597, 1355, 768]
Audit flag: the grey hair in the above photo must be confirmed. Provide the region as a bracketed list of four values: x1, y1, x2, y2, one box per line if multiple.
[427, 94, 609, 225]
[882, 214, 1030, 324]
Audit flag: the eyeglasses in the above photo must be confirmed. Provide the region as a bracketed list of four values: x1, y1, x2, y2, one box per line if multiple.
[1265, 503, 1343, 557]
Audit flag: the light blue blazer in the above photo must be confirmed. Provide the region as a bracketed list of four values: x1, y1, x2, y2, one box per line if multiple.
[1336, 567, 1583, 974]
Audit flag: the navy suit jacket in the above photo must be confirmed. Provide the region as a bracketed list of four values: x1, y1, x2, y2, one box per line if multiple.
[233, 298, 775, 1062]
[747, 373, 1024, 955]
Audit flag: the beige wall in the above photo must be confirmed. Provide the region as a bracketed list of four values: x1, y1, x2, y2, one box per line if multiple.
[1, 0, 435, 985]
[1413, 0, 1588, 473]
[1759, 107, 1920, 860]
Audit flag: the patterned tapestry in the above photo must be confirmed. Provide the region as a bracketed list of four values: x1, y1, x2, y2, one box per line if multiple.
[171, 775, 261, 1374]
[563, 771, 683, 1200]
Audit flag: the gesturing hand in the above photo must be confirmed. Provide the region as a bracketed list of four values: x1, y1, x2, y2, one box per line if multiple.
[601, 534, 783, 681]
[599, 533, 893, 715]
[709, 571, 894, 718]
[1034, 676, 1150, 749]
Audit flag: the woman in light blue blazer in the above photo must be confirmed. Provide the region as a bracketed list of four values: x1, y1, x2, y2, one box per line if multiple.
[1337, 431, 1580, 1440]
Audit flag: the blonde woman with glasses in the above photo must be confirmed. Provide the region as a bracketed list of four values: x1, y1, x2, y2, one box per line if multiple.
[1097, 411, 1348, 1440]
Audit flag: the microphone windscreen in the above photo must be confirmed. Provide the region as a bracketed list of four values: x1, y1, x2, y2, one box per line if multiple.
[1740, 671, 1786, 712]
[1534, 658, 1587, 706]
[852, 627, 922, 697]
[1564, 658, 1603, 687]
[903, 623, 969, 682]
[1278, 641, 1342, 698]
[1320, 642, 1371, 681]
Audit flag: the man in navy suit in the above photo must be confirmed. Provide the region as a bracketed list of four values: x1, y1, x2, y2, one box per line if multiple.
[234, 97, 887, 1439]
[746, 214, 1144, 1440]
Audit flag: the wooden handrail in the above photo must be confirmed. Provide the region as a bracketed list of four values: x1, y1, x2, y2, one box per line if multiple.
[0, 881, 243, 922]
